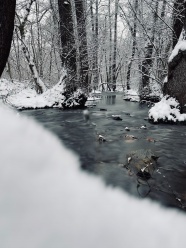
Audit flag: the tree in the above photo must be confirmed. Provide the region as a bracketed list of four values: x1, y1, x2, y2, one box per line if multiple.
[0, 0, 16, 77]
[140, 0, 159, 95]
[58, 0, 90, 93]
[16, 0, 46, 94]
[126, 0, 138, 90]
[163, 1, 186, 112]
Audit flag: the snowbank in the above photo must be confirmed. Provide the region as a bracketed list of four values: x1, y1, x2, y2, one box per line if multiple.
[168, 40, 186, 63]
[4, 76, 86, 109]
[6, 80, 65, 109]
[149, 95, 186, 123]
[123, 89, 140, 102]
[1, 105, 186, 247]
[0, 78, 25, 96]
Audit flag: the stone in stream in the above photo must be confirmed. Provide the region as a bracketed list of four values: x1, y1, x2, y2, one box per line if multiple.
[125, 149, 159, 180]
[98, 134, 106, 142]
[112, 115, 122, 121]
[124, 134, 138, 141]
[100, 108, 107, 111]
[125, 127, 130, 131]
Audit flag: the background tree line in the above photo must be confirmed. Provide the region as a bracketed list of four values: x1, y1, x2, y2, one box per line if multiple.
[1, 0, 186, 97]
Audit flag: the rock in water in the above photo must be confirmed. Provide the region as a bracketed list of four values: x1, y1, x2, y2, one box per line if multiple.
[112, 115, 122, 121]
[125, 149, 158, 180]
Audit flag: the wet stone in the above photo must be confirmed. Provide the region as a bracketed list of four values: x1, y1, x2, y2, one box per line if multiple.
[125, 149, 158, 180]
[112, 115, 122, 120]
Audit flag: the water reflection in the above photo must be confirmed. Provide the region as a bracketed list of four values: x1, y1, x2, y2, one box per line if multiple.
[106, 95, 116, 105]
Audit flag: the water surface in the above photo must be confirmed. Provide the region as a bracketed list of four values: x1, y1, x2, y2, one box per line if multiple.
[22, 93, 186, 211]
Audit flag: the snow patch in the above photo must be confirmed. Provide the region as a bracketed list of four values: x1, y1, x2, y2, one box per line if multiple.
[168, 40, 186, 63]
[7, 80, 65, 109]
[149, 95, 186, 122]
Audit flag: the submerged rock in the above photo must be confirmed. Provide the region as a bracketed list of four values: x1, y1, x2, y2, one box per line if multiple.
[125, 149, 159, 180]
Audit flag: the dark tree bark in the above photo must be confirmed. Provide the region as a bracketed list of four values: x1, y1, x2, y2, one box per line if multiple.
[163, 1, 186, 112]
[74, 0, 90, 91]
[172, 0, 185, 48]
[0, 0, 16, 77]
[58, 0, 77, 91]
[141, 0, 159, 91]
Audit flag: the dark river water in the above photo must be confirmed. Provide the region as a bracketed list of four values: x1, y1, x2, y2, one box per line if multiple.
[22, 92, 186, 211]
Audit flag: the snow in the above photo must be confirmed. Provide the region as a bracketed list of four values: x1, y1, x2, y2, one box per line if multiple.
[2, 71, 85, 109]
[7, 80, 65, 109]
[0, 78, 25, 97]
[1, 105, 186, 247]
[123, 89, 140, 102]
[149, 95, 186, 122]
[126, 89, 138, 96]
[168, 40, 186, 63]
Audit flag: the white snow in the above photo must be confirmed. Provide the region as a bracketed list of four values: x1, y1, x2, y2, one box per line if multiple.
[1, 105, 186, 247]
[7, 80, 65, 109]
[168, 40, 186, 63]
[0, 78, 26, 97]
[126, 89, 138, 96]
[123, 89, 140, 102]
[149, 95, 186, 122]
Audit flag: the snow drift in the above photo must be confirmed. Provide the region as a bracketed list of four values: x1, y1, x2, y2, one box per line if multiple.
[0, 105, 186, 248]
[149, 95, 186, 123]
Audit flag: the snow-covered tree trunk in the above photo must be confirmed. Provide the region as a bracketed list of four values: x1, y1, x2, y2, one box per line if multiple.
[172, 0, 185, 48]
[17, 0, 46, 94]
[163, 1, 186, 112]
[0, 0, 16, 77]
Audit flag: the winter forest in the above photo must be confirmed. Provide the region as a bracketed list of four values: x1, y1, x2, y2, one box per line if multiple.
[2, 0, 186, 247]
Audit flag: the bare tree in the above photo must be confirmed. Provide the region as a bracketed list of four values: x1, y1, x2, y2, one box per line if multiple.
[16, 0, 46, 93]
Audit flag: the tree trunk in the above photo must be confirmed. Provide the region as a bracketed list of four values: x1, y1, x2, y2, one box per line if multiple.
[90, 0, 99, 89]
[74, 0, 90, 91]
[58, 0, 77, 91]
[108, 0, 112, 89]
[141, 0, 159, 93]
[126, 0, 138, 90]
[112, 0, 119, 91]
[172, 0, 185, 48]
[0, 0, 16, 77]
[17, 0, 46, 94]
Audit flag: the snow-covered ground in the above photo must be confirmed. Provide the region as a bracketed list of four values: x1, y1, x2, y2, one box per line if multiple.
[149, 95, 186, 122]
[1, 104, 186, 248]
[123, 89, 140, 102]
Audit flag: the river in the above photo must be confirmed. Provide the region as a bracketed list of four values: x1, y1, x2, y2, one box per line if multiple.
[22, 92, 186, 211]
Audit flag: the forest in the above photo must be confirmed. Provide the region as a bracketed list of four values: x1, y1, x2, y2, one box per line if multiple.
[0, 0, 185, 109]
[1, 1, 186, 248]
